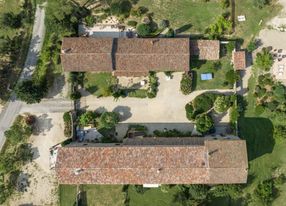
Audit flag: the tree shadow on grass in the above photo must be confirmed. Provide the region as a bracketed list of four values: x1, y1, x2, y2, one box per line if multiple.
[238, 117, 274, 161]
[175, 23, 192, 34]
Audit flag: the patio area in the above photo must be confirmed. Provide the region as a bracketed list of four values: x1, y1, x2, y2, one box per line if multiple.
[271, 48, 286, 83]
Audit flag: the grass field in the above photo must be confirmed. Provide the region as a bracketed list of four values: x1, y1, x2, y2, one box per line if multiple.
[137, 0, 281, 44]
[84, 72, 117, 97]
[235, 0, 282, 45]
[237, 67, 286, 205]
[137, 0, 223, 34]
[192, 57, 233, 90]
[59, 185, 126, 206]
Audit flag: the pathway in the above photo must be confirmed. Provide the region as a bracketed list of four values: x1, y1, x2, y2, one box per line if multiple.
[0, 4, 46, 150]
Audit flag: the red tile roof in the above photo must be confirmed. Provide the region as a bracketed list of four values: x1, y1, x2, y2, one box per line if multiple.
[55, 139, 248, 185]
[190, 40, 220, 60]
[232, 51, 246, 70]
[60, 37, 191, 75]
[61, 38, 114, 72]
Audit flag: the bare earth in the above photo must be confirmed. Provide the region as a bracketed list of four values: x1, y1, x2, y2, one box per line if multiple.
[6, 113, 67, 206]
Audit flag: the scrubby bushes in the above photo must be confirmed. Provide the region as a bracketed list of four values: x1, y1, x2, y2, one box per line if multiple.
[254, 74, 286, 113]
[206, 15, 232, 39]
[110, 0, 132, 17]
[254, 175, 285, 205]
[127, 20, 137, 27]
[180, 72, 193, 95]
[79, 110, 119, 130]
[4, 115, 33, 144]
[214, 95, 231, 113]
[255, 48, 273, 71]
[63, 112, 72, 137]
[185, 92, 235, 134]
[0, 115, 34, 204]
[147, 72, 159, 98]
[136, 23, 153, 36]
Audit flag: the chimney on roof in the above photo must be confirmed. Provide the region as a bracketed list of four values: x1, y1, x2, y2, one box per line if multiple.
[157, 168, 163, 174]
[208, 149, 219, 156]
[61, 48, 71, 54]
[74, 168, 83, 175]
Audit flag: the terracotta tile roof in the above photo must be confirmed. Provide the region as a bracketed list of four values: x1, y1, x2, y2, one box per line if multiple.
[60, 37, 190, 74]
[190, 40, 220, 60]
[232, 50, 246, 70]
[61, 37, 114, 72]
[55, 139, 248, 185]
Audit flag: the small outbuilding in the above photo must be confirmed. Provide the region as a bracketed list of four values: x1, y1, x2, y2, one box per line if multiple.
[232, 50, 246, 70]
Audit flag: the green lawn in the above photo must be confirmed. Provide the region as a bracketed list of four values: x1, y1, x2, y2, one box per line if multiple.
[236, 66, 286, 205]
[235, 0, 282, 45]
[137, 0, 223, 34]
[84, 72, 117, 97]
[59, 184, 126, 206]
[192, 57, 233, 90]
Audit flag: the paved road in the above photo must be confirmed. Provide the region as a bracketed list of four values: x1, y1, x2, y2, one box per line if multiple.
[0, 5, 46, 150]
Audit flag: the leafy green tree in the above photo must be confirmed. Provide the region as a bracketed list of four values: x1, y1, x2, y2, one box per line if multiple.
[99, 112, 119, 129]
[195, 114, 214, 134]
[188, 185, 209, 200]
[4, 116, 32, 144]
[136, 23, 152, 36]
[15, 143, 33, 162]
[193, 93, 217, 113]
[273, 84, 286, 102]
[274, 125, 286, 142]
[127, 20, 138, 27]
[207, 15, 232, 39]
[210, 184, 242, 199]
[110, 0, 132, 17]
[247, 39, 257, 52]
[15, 80, 46, 104]
[254, 0, 268, 8]
[255, 48, 273, 71]
[180, 73, 193, 95]
[79, 111, 97, 126]
[1, 12, 22, 28]
[225, 70, 240, 86]
[84, 15, 96, 27]
[220, 0, 230, 8]
[255, 179, 275, 205]
[214, 96, 230, 113]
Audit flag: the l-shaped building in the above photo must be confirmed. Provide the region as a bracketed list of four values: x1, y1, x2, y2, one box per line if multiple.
[60, 37, 220, 76]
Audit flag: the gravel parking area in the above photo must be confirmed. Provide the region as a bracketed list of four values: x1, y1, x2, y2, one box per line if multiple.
[6, 113, 67, 205]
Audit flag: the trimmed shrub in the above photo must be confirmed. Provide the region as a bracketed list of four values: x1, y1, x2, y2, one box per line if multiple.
[195, 114, 214, 134]
[180, 72, 193, 95]
[127, 20, 137, 27]
[136, 23, 152, 36]
[165, 28, 175, 37]
[193, 93, 217, 113]
[214, 96, 230, 113]
[110, 0, 132, 17]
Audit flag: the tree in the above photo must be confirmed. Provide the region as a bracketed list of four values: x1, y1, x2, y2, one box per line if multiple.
[159, 19, 169, 29]
[84, 15, 96, 27]
[110, 0, 132, 17]
[180, 72, 193, 95]
[79, 111, 97, 126]
[15, 143, 33, 162]
[255, 179, 275, 205]
[214, 96, 230, 113]
[254, 0, 268, 8]
[99, 112, 119, 129]
[211, 184, 242, 199]
[255, 48, 273, 71]
[1, 12, 22, 28]
[15, 80, 46, 104]
[273, 84, 286, 102]
[220, 0, 230, 8]
[207, 15, 232, 39]
[188, 185, 209, 200]
[274, 125, 286, 142]
[247, 39, 257, 52]
[225, 70, 240, 86]
[193, 93, 217, 113]
[195, 114, 214, 134]
[136, 23, 152, 36]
